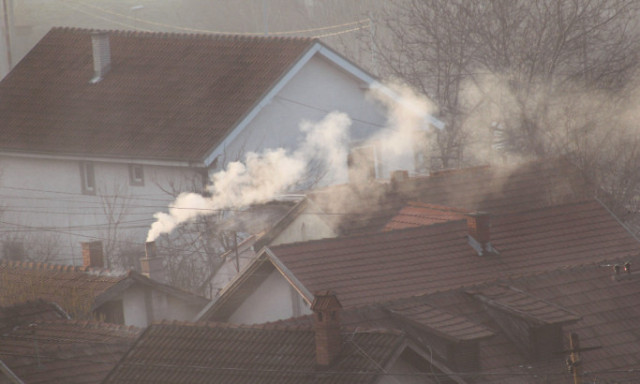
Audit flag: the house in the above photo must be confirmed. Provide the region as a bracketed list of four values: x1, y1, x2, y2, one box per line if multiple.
[103, 292, 451, 384]
[0, 27, 436, 264]
[0, 311, 141, 384]
[274, 256, 640, 384]
[0, 241, 208, 327]
[248, 158, 595, 251]
[198, 158, 595, 291]
[197, 199, 640, 324]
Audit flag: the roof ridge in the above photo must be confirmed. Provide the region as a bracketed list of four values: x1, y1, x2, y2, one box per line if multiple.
[151, 319, 405, 336]
[31, 318, 142, 334]
[50, 26, 317, 43]
[0, 259, 123, 275]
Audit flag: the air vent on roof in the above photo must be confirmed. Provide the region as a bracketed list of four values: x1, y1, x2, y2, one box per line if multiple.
[90, 31, 111, 83]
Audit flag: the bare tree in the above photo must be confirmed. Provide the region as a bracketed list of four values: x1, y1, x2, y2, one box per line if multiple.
[374, 0, 640, 162]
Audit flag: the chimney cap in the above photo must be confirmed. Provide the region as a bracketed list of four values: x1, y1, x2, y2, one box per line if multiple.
[311, 291, 342, 312]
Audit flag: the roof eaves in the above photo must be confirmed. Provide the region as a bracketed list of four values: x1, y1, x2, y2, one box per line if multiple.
[203, 41, 322, 167]
[254, 198, 310, 250]
[265, 246, 314, 304]
[193, 251, 274, 322]
[127, 272, 208, 305]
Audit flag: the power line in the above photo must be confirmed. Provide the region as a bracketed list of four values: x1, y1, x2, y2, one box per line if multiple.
[62, 0, 369, 38]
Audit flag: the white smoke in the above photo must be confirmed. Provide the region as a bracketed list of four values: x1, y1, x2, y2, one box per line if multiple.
[369, 81, 436, 157]
[147, 83, 438, 242]
[146, 111, 351, 241]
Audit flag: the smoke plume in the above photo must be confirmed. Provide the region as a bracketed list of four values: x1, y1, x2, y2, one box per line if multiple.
[146, 112, 351, 242]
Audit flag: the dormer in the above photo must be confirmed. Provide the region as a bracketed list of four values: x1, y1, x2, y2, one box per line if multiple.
[470, 285, 581, 360]
[386, 301, 494, 372]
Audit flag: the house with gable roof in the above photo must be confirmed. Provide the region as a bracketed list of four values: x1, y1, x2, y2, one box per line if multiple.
[271, 255, 640, 384]
[196, 199, 640, 325]
[198, 158, 596, 294]
[0, 241, 208, 327]
[0, 27, 439, 263]
[103, 291, 451, 384]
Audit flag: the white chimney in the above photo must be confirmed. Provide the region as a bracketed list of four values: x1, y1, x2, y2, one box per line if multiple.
[91, 31, 111, 83]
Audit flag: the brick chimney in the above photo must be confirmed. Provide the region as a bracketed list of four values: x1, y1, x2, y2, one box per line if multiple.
[91, 31, 111, 83]
[466, 212, 498, 256]
[140, 241, 167, 283]
[311, 291, 342, 368]
[81, 241, 104, 268]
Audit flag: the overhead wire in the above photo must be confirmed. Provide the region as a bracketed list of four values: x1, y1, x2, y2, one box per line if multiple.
[60, 0, 369, 37]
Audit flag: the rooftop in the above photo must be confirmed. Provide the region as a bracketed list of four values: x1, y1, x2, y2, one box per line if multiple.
[205, 199, 640, 320]
[0, 28, 315, 163]
[103, 321, 405, 384]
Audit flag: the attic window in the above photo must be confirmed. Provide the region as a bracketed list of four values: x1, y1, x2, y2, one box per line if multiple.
[80, 162, 96, 195]
[129, 164, 144, 186]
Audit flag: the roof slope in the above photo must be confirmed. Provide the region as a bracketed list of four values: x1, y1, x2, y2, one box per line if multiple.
[0, 28, 315, 162]
[0, 261, 128, 318]
[0, 261, 207, 318]
[103, 322, 405, 384]
[0, 300, 68, 333]
[382, 201, 468, 231]
[309, 158, 594, 235]
[275, 256, 640, 383]
[0, 320, 140, 384]
[239, 200, 639, 311]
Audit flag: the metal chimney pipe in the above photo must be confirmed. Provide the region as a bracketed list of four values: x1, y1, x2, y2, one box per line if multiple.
[91, 31, 111, 83]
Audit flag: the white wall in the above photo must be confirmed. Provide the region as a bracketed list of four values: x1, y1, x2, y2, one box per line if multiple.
[0, 154, 204, 264]
[212, 54, 416, 185]
[228, 268, 311, 324]
[122, 285, 148, 327]
[269, 208, 336, 246]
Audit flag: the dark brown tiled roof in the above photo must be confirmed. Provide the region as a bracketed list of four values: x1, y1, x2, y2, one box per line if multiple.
[382, 201, 468, 231]
[0, 320, 140, 384]
[103, 321, 405, 384]
[420, 258, 640, 383]
[267, 199, 640, 308]
[309, 158, 594, 236]
[0, 300, 68, 333]
[469, 284, 581, 326]
[0, 28, 315, 162]
[385, 301, 494, 342]
[277, 257, 640, 383]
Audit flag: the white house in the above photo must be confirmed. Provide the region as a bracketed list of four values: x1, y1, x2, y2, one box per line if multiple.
[0, 241, 209, 327]
[0, 27, 439, 264]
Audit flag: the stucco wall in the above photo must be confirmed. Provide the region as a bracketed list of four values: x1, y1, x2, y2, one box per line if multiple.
[269, 209, 336, 246]
[228, 268, 311, 324]
[212, 54, 416, 185]
[122, 285, 148, 327]
[0, 154, 204, 264]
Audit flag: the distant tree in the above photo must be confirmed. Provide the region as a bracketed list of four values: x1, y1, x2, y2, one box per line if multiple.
[374, 0, 640, 163]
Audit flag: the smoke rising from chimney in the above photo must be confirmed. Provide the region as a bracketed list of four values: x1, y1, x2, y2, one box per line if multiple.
[146, 82, 437, 242]
[146, 112, 351, 242]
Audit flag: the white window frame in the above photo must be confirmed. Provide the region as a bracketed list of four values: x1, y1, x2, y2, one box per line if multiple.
[80, 162, 96, 195]
[129, 164, 144, 186]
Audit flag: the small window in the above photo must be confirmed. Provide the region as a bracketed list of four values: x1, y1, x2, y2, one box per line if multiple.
[80, 162, 96, 195]
[129, 164, 144, 186]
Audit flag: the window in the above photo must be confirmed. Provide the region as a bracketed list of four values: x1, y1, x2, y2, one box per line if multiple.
[80, 162, 96, 195]
[129, 164, 144, 186]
